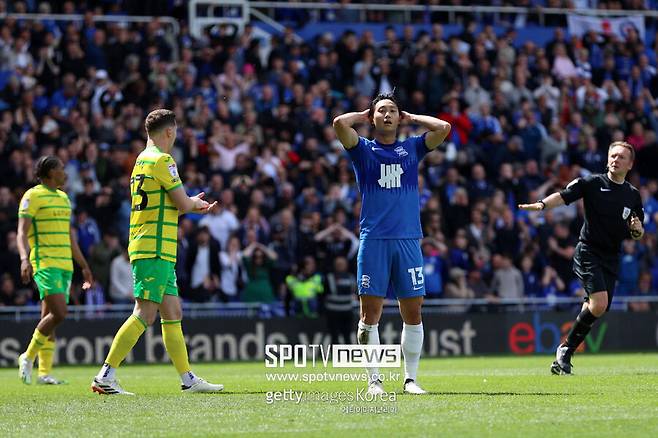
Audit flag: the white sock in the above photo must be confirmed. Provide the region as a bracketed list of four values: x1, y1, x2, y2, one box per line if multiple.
[357, 320, 380, 383]
[401, 322, 424, 382]
[97, 363, 116, 381]
[181, 370, 199, 387]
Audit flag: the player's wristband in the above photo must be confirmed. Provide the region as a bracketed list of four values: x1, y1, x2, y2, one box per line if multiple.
[536, 199, 546, 210]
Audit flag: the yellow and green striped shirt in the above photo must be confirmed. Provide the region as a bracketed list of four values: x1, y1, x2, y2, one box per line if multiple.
[128, 146, 182, 263]
[18, 184, 73, 272]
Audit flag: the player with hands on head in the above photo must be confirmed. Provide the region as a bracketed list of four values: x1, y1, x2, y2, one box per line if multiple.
[333, 92, 451, 395]
[518, 141, 644, 374]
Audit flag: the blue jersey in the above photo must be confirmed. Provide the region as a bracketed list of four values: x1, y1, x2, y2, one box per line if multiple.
[347, 134, 428, 240]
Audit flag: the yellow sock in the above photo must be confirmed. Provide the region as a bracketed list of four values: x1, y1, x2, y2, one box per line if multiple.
[25, 328, 48, 361]
[161, 320, 191, 374]
[38, 339, 56, 377]
[105, 315, 147, 368]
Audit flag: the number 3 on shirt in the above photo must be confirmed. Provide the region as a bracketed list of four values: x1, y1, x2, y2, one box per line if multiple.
[131, 174, 148, 211]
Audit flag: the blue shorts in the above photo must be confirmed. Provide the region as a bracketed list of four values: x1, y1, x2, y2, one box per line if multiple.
[357, 239, 425, 299]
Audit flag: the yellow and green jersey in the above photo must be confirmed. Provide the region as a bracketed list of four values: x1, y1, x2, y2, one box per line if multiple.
[18, 184, 73, 272]
[285, 274, 324, 299]
[128, 145, 182, 263]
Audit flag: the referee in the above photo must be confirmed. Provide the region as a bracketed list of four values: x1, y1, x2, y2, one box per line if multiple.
[519, 141, 644, 374]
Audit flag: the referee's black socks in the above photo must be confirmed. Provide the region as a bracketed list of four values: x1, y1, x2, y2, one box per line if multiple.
[565, 308, 598, 352]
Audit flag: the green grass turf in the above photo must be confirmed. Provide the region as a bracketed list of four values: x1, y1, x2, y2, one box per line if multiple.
[1, 354, 657, 437]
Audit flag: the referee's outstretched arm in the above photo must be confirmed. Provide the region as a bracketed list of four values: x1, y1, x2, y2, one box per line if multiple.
[518, 180, 644, 240]
[518, 192, 565, 211]
[519, 141, 644, 239]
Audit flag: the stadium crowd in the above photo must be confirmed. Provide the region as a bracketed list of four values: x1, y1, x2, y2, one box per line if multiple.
[1, 1, 658, 314]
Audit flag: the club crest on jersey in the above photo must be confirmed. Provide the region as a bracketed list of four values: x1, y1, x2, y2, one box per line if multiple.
[622, 207, 631, 220]
[168, 164, 179, 178]
[394, 146, 408, 157]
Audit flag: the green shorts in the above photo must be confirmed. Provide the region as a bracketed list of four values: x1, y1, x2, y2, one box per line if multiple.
[132, 257, 179, 304]
[33, 268, 73, 302]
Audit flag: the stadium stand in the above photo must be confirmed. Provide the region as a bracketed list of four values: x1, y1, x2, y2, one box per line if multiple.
[0, 0, 657, 315]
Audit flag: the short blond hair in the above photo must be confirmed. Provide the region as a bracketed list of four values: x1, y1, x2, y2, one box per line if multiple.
[608, 141, 635, 161]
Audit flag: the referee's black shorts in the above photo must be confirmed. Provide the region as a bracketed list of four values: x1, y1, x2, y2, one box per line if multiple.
[572, 242, 619, 310]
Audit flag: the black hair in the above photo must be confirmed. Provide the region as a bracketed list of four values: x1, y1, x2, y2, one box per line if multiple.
[368, 90, 400, 119]
[35, 155, 60, 182]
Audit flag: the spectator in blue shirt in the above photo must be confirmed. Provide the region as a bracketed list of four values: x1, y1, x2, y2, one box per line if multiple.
[617, 240, 640, 296]
[422, 239, 445, 297]
[629, 271, 658, 312]
[521, 255, 542, 297]
[75, 208, 101, 257]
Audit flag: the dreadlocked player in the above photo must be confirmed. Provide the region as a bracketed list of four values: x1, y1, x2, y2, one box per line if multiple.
[17, 156, 94, 385]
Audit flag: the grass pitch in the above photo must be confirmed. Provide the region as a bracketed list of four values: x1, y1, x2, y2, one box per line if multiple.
[1, 354, 657, 437]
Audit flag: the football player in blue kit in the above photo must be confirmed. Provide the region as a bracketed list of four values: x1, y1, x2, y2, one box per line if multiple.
[333, 93, 451, 395]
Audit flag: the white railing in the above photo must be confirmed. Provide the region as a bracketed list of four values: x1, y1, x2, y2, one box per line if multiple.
[188, 0, 250, 38]
[246, 1, 658, 26]
[187, 0, 303, 45]
[1, 295, 656, 321]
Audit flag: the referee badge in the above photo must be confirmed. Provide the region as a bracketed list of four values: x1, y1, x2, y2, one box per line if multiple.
[622, 207, 631, 220]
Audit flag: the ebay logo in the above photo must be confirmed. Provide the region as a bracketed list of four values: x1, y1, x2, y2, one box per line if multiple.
[508, 313, 608, 354]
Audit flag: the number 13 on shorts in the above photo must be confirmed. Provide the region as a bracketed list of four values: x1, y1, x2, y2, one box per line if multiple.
[408, 267, 424, 290]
